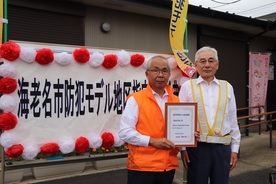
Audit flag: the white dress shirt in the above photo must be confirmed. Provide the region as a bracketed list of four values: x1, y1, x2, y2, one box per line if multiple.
[119, 89, 169, 147]
[178, 76, 241, 153]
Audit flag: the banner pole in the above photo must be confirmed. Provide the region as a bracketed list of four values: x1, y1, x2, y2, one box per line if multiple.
[185, 17, 188, 56]
[1, 2, 8, 184]
[3, 0, 7, 42]
[0, 131, 4, 184]
[183, 15, 188, 184]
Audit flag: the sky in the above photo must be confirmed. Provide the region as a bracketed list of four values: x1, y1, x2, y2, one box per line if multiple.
[189, 0, 276, 19]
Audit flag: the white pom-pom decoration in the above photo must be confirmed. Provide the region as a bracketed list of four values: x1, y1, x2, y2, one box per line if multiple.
[0, 95, 17, 112]
[59, 137, 75, 154]
[0, 132, 18, 148]
[0, 62, 17, 78]
[142, 58, 149, 69]
[19, 47, 36, 63]
[22, 144, 40, 160]
[54, 52, 73, 66]
[89, 52, 104, 68]
[113, 132, 125, 147]
[168, 57, 178, 69]
[117, 50, 130, 66]
[88, 133, 102, 148]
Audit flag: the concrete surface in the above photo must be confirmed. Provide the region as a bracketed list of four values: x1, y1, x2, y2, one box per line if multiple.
[176, 130, 276, 184]
[14, 131, 276, 184]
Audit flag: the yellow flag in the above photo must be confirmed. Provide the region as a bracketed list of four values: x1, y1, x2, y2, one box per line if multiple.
[169, 0, 196, 78]
[0, 0, 3, 44]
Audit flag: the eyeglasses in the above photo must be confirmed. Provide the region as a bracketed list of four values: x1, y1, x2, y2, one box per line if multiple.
[147, 69, 170, 75]
[197, 59, 217, 65]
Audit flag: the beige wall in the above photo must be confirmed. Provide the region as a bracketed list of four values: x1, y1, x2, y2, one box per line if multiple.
[85, 6, 197, 60]
[85, 6, 276, 61]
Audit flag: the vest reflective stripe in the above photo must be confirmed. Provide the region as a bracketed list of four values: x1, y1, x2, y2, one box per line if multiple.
[203, 134, 231, 144]
[190, 80, 209, 137]
[190, 79, 231, 144]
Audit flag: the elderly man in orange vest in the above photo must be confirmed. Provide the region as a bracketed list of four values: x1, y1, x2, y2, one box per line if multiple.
[119, 55, 181, 184]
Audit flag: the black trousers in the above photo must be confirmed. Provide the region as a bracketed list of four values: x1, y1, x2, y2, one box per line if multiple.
[127, 169, 175, 184]
[186, 142, 231, 184]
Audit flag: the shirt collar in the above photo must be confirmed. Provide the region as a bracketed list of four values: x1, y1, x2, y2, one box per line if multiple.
[151, 88, 169, 97]
[197, 76, 220, 85]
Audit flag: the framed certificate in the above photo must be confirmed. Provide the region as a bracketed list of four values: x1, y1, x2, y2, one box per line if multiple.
[165, 102, 197, 147]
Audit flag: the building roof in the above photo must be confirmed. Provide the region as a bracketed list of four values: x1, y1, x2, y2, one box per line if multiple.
[189, 0, 276, 21]
[66, 0, 276, 38]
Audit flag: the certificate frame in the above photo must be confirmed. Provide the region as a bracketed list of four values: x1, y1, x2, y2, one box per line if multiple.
[165, 102, 197, 147]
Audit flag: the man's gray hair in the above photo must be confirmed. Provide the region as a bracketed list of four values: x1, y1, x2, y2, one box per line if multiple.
[195, 46, 219, 61]
[146, 55, 170, 70]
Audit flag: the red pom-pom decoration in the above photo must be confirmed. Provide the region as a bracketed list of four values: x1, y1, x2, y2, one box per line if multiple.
[40, 143, 60, 155]
[101, 132, 114, 149]
[35, 48, 54, 65]
[0, 112, 18, 130]
[102, 54, 118, 69]
[0, 41, 20, 61]
[73, 48, 90, 63]
[75, 136, 89, 154]
[130, 54, 145, 67]
[0, 77, 17, 94]
[5, 144, 24, 158]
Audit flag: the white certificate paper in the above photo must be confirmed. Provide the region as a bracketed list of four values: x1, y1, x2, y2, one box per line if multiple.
[165, 103, 197, 147]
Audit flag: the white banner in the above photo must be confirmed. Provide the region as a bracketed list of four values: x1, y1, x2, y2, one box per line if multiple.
[0, 41, 187, 159]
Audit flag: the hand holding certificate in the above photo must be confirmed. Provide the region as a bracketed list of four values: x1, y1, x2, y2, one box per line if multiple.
[165, 102, 197, 147]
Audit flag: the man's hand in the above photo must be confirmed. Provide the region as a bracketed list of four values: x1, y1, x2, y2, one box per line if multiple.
[230, 152, 238, 171]
[181, 150, 189, 170]
[195, 131, 200, 141]
[149, 137, 175, 149]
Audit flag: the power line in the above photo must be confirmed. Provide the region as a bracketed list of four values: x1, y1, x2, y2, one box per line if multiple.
[211, 0, 241, 5]
[237, 2, 276, 14]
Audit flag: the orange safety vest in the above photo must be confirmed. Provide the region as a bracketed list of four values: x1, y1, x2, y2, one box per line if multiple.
[127, 84, 180, 172]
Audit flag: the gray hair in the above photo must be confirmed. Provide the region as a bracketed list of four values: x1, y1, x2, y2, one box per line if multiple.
[195, 46, 219, 61]
[146, 55, 170, 70]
